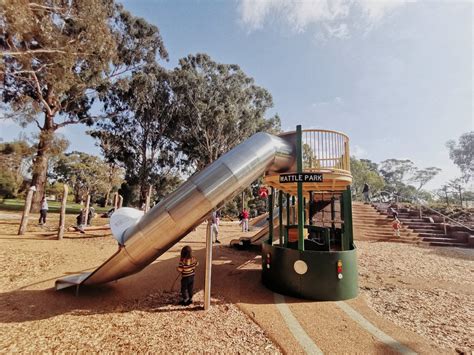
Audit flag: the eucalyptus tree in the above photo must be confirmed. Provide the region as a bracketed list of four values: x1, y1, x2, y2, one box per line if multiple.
[53, 151, 123, 204]
[446, 131, 474, 182]
[409, 167, 442, 192]
[0, 0, 167, 210]
[350, 157, 385, 197]
[90, 65, 180, 205]
[170, 53, 281, 170]
[379, 159, 415, 190]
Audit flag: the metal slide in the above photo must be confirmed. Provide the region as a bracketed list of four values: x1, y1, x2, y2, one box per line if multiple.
[56, 132, 295, 290]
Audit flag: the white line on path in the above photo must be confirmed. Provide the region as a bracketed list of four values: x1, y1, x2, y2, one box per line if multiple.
[336, 301, 418, 355]
[273, 293, 323, 355]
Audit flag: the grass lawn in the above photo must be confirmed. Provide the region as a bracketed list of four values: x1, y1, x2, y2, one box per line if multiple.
[0, 199, 110, 214]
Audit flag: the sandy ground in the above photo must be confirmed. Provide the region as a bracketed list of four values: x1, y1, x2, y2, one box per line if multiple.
[0, 211, 473, 353]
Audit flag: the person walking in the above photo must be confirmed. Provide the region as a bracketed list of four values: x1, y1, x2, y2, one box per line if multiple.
[241, 208, 249, 232]
[177, 246, 198, 306]
[362, 183, 371, 203]
[38, 197, 48, 225]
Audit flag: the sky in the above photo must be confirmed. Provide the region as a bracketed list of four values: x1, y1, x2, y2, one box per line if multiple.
[1, 0, 473, 190]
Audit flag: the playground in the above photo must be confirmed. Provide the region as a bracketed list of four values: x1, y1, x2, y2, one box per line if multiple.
[0, 128, 471, 354]
[0, 213, 472, 353]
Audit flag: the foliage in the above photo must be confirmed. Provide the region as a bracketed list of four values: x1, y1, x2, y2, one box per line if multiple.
[409, 167, 442, 191]
[52, 151, 124, 203]
[90, 65, 180, 205]
[1, 0, 167, 209]
[350, 157, 385, 197]
[0, 170, 17, 199]
[170, 53, 280, 170]
[0, 139, 35, 197]
[379, 159, 414, 189]
[446, 131, 474, 182]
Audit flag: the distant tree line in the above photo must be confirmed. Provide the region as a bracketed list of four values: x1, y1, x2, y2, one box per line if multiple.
[350, 131, 474, 206]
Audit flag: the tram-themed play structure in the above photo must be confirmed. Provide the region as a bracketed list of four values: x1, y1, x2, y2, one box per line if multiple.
[260, 126, 358, 301]
[56, 125, 358, 303]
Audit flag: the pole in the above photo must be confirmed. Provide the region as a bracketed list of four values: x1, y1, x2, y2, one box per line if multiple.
[113, 192, 119, 210]
[57, 184, 68, 240]
[278, 190, 283, 246]
[145, 185, 152, 213]
[268, 187, 274, 245]
[204, 218, 213, 311]
[18, 186, 36, 235]
[296, 125, 304, 251]
[84, 194, 91, 226]
[286, 193, 290, 247]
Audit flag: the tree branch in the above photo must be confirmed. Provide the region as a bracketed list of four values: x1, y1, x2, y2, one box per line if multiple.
[55, 112, 119, 129]
[31, 72, 52, 117]
[34, 119, 42, 130]
[1, 49, 81, 56]
[29, 3, 64, 11]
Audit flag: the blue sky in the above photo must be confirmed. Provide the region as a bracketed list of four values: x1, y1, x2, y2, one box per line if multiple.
[1, 0, 472, 189]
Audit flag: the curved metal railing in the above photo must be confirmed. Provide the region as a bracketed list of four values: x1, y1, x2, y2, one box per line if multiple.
[414, 197, 473, 232]
[280, 129, 350, 173]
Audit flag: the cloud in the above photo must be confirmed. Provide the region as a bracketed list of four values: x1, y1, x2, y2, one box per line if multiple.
[238, 0, 414, 38]
[351, 144, 368, 158]
[311, 96, 343, 108]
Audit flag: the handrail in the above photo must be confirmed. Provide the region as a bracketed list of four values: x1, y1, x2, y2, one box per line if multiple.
[414, 197, 473, 232]
[371, 190, 401, 203]
[279, 128, 349, 140]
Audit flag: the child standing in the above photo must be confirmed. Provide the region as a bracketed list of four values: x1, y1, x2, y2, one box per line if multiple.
[392, 217, 401, 237]
[241, 208, 249, 232]
[177, 246, 198, 306]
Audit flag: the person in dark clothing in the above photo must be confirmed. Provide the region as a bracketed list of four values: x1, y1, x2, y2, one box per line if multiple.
[362, 183, 370, 203]
[177, 246, 198, 306]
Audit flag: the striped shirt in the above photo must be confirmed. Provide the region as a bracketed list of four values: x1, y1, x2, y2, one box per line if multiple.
[177, 257, 198, 277]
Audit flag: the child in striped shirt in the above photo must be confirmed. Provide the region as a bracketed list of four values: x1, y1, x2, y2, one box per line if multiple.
[177, 246, 198, 306]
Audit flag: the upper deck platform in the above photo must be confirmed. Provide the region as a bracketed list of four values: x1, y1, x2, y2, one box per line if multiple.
[264, 129, 352, 195]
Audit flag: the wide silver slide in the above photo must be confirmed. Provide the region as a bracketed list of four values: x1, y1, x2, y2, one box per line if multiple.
[56, 132, 295, 290]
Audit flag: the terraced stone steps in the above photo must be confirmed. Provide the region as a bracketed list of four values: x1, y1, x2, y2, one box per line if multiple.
[373, 203, 472, 248]
[352, 202, 421, 245]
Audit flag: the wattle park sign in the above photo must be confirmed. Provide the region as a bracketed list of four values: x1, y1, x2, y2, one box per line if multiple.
[279, 173, 323, 183]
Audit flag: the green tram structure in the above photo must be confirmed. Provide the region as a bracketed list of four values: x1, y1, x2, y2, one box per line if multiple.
[261, 126, 358, 301]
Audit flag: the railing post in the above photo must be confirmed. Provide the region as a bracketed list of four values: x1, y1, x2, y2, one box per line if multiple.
[443, 217, 447, 235]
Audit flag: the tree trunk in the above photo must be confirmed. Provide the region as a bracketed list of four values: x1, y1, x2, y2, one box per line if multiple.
[18, 188, 35, 235]
[104, 190, 110, 208]
[84, 194, 91, 226]
[458, 186, 463, 207]
[113, 192, 119, 210]
[31, 116, 55, 212]
[57, 184, 68, 240]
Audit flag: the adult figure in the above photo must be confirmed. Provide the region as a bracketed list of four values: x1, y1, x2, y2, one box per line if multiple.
[38, 196, 48, 225]
[211, 211, 220, 243]
[362, 183, 370, 203]
[241, 208, 249, 232]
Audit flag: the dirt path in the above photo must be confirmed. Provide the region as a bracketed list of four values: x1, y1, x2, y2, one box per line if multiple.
[0, 213, 472, 353]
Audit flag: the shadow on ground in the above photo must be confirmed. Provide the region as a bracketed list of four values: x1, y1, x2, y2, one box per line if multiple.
[0, 245, 274, 323]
